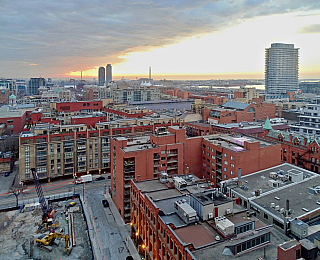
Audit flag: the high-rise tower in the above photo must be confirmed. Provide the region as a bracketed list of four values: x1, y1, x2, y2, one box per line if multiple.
[106, 64, 112, 84]
[98, 67, 105, 86]
[149, 67, 151, 80]
[265, 43, 299, 94]
[29, 78, 45, 95]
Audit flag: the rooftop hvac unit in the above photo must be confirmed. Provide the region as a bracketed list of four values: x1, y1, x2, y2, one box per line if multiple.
[270, 203, 275, 208]
[226, 208, 232, 215]
[275, 205, 280, 211]
[280, 208, 285, 214]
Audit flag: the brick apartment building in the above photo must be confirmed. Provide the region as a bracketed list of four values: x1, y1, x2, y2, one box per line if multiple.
[110, 126, 280, 222]
[202, 100, 281, 124]
[263, 128, 320, 174]
[130, 176, 290, 260]
[19, 122, 179, 183]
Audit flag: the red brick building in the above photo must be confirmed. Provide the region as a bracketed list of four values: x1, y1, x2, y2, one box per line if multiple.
[202, 100, 281, 124]
[263, 129, 320, 174]
[0, 107, 27, 134]
[111, 126, 281, 222]
[52, 100, 103, 113]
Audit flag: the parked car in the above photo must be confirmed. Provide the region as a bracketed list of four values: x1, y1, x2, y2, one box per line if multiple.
[107, 175, 111, 179]
[4, 172, 10, 177]
[102, 199, 109, 207]
[95, 176, 105, 181]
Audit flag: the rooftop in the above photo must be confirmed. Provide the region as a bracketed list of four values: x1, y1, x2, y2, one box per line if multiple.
[222, 101, 250, 110]
[225, 163, 316, 199]
[192, 226, 288, 260]
[192, 190, 232, 206]
[203, 134, 273, 151]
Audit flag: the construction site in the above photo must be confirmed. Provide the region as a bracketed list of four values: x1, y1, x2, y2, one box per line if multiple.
[0, 197, 92, 260]
[0, 168, 92, 260]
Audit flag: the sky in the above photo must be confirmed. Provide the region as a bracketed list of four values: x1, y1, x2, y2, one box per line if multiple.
[1, 0, 320, 80]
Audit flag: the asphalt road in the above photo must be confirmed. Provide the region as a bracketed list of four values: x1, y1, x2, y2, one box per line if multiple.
[85, 188, 133, 260]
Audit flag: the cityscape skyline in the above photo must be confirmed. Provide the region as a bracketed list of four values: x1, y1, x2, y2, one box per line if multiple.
[1, 1, 320, 79]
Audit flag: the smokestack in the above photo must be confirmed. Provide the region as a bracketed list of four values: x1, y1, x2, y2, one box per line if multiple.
[149, 67, 151, 80]
[238, 168, 241, 181]
[286, 199, 289, 211]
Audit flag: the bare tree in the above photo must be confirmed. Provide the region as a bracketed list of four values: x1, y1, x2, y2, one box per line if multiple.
[9, 176, 22, 207]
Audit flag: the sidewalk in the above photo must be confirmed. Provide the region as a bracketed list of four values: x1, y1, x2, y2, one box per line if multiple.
[104, 192, 140, 260]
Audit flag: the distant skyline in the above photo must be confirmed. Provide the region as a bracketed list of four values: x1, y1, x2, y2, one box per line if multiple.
[1, 1, 320, 80]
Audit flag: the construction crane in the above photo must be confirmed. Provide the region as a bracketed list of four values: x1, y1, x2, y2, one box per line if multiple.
[31, 168, 54, 221]
[36, 230, 72, 255]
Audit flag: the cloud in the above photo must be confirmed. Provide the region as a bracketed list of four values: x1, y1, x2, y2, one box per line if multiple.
[1, 0, 320, 77]
[299, 24, 320, 33]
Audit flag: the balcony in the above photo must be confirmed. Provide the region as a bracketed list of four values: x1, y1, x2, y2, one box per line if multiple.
[77, 146, 86, 150]
[154, 163, 160, 167]
[167, 165, 177, 170]
[124, 167, 135, 173]
[124, 175, 134, 181]
[154, 155, 160, 160]
[167, 159, 178, 163]
[124, 160, 135, 166]
[167, 153, 178, 157]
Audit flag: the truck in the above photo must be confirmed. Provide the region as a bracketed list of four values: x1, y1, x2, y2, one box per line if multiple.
[75, 174, 92, 184]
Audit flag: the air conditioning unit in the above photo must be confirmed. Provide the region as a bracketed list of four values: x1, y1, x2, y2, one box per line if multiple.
[208, 213, 214, 219]
[226, 208, 232, 215]
[275, 205, 280, 211]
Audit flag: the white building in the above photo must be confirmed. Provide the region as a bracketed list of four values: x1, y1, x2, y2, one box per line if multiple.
[265, 43, 299, 94]
[290, 102, 320, 137]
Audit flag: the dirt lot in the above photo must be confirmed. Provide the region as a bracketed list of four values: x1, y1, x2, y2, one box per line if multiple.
[0, 198, 92, 260]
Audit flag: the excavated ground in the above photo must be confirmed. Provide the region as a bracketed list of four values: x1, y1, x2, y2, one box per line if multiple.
[0, 198, 92, 260]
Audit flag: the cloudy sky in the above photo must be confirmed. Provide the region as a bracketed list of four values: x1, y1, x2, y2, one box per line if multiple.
[1, 0, 320, 80]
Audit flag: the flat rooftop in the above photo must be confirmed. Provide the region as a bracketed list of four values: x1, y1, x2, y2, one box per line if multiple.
[174, 222, 218, 248]
[192, 191, 232, 206]
[192, 227, 289, 260]
[203, 134, 273, 151]
[227, 163, 316, 199]
[252, 175, 320, 220]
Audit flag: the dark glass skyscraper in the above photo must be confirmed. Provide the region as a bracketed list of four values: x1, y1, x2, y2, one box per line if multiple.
[98, 67, 105, 86]
[29, 78, 45, 95]
[106, 64, 112, 84]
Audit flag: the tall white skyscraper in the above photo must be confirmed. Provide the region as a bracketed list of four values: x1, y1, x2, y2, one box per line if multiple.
[265, 43, 299, 94]
[98, 67, 105, 86]
[106, 64, 112, 84]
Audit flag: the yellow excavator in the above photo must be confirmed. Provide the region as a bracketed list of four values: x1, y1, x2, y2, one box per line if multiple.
[36, 230, 72, 255]
[36, 221, 59, 234]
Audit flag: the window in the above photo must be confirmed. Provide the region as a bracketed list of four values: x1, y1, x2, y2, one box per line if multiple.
[212, 155, 215, 159]
[211, 149, 215, 153]
[231, 163, 234, 168]
[25, 162, 30, 168]
[7, 119, 13, 123]
[207, 153, 210, 157]
[224, 153, 228, 158]
[231, 156, 234, 161]
[224, 167, 227, 172]
[212, 162, 215, 166]
[207, 146, 210, 150]
[224, 161, 228, 165]
[25, 147, 30, 152]
[25, 157, 30, 162]
[161, 150, 166, 154]
[231, 170, 234, 175]
[224, 175, 227, 179]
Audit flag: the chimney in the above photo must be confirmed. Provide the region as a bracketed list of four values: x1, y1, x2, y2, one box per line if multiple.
[238, 168, 241, 181]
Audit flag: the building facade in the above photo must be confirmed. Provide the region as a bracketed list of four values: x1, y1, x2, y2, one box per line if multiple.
[29, 78, 45, 95]
[265, 43, 299, 94]
[98, 67, 105, 86]
[106, 64, 112, 84]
